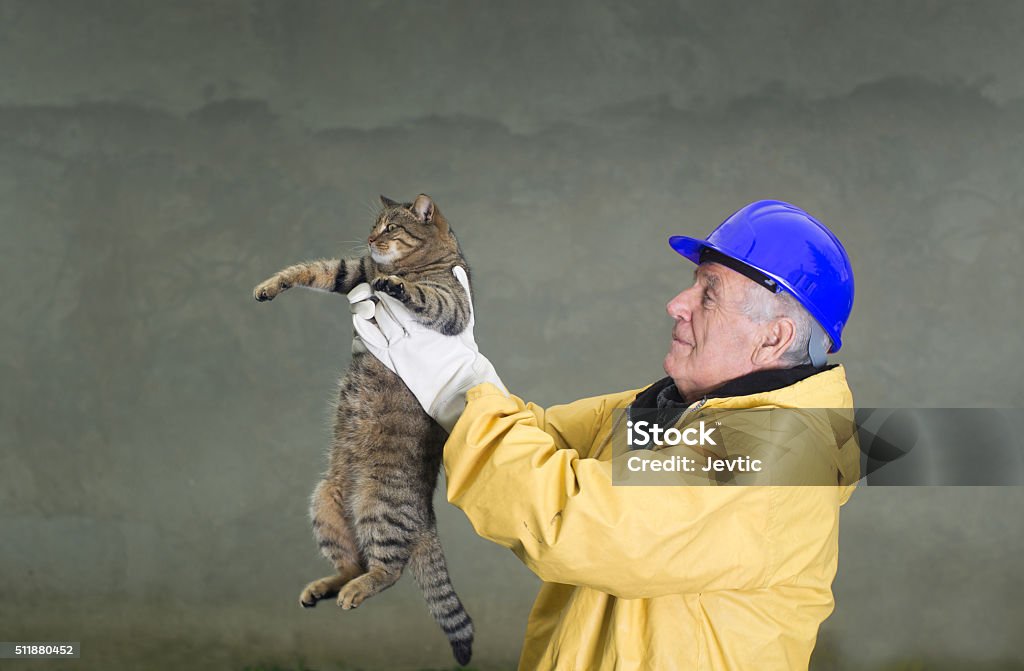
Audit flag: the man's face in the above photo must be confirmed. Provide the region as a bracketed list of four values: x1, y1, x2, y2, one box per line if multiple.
[664, 262, 765, 399]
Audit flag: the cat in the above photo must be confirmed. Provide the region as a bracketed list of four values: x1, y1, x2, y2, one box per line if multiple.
[252, 194, 474, 665]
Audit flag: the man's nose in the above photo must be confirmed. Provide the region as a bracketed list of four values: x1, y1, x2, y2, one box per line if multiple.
[667, 285, 699, 320]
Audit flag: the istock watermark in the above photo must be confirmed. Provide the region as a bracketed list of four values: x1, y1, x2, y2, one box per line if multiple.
[626, 420, 718, 448]
[608, 407, 1024, 486]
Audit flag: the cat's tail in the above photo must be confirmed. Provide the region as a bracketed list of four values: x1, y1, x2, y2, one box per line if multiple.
[409, 531, 474, 666]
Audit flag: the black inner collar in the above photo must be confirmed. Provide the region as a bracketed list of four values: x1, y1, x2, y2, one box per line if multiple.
[630, 363, 835, 412]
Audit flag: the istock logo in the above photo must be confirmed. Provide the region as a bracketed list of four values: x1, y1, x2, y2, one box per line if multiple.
[626, 420, 717, 448]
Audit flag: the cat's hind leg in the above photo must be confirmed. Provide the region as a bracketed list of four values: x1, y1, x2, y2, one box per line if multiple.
[335, 562, 404, 610]
[336, 491, 422, 610]
[300, 478, 362, 608]
[299, 573, 349, 608]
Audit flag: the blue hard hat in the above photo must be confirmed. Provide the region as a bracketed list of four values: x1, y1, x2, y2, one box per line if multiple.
[668, 200, 855, 353]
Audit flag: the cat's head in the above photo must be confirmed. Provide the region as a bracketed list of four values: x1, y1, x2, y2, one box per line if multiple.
[368, 194, 458, 268]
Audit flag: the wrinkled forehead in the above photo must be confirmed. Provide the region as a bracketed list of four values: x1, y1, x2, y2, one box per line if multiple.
[694, 261, 757, 297]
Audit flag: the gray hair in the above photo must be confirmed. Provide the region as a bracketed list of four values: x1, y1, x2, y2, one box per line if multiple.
[742, 283, 832, 366]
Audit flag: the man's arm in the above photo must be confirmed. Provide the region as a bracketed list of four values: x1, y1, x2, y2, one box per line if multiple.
[444, 384, 845, 599]
[514, 387, 640, 456]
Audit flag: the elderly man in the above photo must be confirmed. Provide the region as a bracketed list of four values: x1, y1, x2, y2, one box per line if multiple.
[352, 200, 859, 670]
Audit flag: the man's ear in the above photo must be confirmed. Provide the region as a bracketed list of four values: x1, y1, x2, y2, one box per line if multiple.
[752, 317, 797, 367]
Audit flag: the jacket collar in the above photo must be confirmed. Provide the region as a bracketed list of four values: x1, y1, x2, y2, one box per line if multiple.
[630, 363, 837, 411]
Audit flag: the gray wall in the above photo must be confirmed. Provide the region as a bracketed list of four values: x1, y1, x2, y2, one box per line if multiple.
[1, 2, 1022, 669]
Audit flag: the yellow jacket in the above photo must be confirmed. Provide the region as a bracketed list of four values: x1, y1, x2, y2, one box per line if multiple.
[444, 365, 860, 670]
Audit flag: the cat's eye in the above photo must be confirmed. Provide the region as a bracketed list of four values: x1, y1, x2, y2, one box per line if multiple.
[385, 224, 396, 233]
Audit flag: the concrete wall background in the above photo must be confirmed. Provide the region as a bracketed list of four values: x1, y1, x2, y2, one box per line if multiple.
[1, 1, 1022, 669]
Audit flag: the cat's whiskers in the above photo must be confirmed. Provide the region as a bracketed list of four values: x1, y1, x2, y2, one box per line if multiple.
[336, 239, 370, 256]
[359, 196, 382, 219]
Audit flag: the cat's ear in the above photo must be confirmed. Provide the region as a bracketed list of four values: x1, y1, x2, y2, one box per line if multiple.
[379, 194, 400, 209]
[411, 194, 435, 223]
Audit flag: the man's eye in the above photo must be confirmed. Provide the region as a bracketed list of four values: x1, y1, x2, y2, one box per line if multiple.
[702, 292, 714, 306]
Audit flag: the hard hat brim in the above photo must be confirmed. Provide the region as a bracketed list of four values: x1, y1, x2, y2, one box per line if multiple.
[668, 235, 720, 266]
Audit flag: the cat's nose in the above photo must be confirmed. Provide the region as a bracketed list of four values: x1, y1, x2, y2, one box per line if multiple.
[367, 234, 376, 244]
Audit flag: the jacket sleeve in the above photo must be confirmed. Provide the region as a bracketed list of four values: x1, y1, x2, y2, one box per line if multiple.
[443, 383, 844, 599]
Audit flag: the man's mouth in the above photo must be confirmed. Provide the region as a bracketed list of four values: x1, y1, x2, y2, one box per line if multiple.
[672, 334, 693, 347]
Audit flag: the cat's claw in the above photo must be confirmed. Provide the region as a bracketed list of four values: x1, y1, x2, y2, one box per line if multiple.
[372, 275, 407, 301]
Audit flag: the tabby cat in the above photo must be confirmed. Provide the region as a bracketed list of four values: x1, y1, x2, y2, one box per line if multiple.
[252, 194, 474, 665]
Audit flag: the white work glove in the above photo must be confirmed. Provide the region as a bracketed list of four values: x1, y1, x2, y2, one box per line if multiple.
[345, 283, 376, 356]
[347, 266, 507, 433]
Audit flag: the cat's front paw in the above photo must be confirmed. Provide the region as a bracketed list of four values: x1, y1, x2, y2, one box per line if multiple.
[372, 275, 407, 301]
[253, 276, 289, 302]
